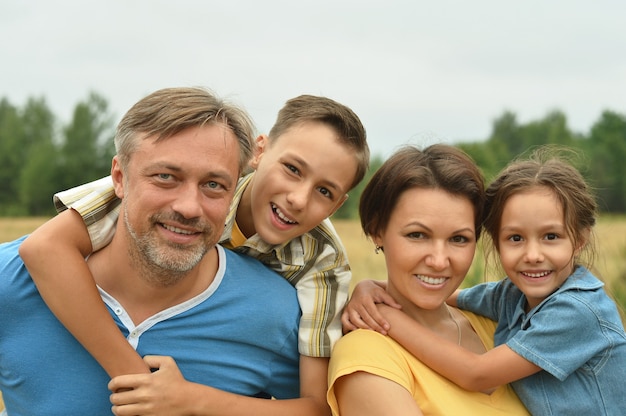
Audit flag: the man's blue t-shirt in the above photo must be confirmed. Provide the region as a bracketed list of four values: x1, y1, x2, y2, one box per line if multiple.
[0, 236, 301, 415]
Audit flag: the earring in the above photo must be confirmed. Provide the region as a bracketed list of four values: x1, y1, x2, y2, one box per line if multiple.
[375, 245, 383, 254]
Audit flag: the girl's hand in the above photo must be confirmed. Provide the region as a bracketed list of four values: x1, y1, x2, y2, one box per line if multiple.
[341, 279, 401, 335]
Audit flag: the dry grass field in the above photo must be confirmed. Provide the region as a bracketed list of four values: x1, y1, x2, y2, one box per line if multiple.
[1, 216, 625, 411]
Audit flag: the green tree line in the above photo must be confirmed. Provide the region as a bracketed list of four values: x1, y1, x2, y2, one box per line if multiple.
[1, 92, 625, 217]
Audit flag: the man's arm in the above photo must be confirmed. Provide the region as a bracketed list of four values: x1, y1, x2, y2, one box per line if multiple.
[108, 355, 330, 416]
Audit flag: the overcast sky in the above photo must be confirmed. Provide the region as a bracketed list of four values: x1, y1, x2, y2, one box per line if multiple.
[2, 0, 624, 158]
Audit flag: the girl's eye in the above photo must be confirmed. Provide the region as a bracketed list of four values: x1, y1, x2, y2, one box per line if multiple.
[545, 233, 559, 241]
[508, 235, 523, 242]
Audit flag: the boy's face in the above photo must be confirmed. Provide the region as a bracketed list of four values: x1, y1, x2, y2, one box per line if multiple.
[245, 121, 357, 245]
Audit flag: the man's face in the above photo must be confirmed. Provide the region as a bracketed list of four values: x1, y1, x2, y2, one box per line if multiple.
[112, 123, 240, 283]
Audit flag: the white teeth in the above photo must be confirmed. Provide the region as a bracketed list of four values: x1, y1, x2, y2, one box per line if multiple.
[272, 204, 296, 224]
[416, 274, 446, 285]
[163, 224, 195, 235]
[524, 271, 551, 278]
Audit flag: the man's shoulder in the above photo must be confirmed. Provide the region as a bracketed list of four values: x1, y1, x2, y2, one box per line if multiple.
[221, 246, 295, 290]
[0, 236, 26, 263]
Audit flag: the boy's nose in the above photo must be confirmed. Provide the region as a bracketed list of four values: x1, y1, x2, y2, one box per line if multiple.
[286, 187, 311, 210]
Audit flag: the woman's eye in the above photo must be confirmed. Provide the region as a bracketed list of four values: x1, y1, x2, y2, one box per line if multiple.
[451, 235, 469, 244]
[407, 232, 425, 239]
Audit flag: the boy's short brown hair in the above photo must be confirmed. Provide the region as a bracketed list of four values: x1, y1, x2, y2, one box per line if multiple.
[268, 95, 369, 191]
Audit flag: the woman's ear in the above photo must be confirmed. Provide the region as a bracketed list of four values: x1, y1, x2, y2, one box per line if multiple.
[249, 135, 269, 170]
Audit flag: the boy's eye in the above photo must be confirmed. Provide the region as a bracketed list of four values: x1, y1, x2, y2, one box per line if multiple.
[318, 187, 333, 200]
[285, 164, 300, 175]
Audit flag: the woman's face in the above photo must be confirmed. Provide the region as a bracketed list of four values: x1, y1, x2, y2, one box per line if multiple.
[375, 187, 477, 312]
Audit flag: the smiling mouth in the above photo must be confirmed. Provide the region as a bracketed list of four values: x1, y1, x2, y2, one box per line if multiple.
[162, 223, 197, 235]
[521, 270, 552, 278]
[416, 274, 447, 285]
[271, 204, 297, 225]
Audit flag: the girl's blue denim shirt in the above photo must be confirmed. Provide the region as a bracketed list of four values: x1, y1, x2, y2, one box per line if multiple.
[458, 266, 626, 415]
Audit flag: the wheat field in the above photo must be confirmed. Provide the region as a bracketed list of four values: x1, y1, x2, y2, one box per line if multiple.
[1, 216, 625, 411]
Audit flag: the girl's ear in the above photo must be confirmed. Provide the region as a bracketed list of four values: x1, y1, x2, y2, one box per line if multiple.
[574, 227, 591, 256]
[249, 135, 269, 170]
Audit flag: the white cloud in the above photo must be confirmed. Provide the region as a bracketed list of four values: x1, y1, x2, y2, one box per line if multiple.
[2, 0, 625, 157]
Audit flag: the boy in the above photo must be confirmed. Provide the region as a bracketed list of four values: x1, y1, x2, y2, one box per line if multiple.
[19, 94, 369, 415]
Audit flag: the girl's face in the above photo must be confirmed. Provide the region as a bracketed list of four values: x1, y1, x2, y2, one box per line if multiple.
[375, 187, 477, 313]
[497, 186, 576, 310]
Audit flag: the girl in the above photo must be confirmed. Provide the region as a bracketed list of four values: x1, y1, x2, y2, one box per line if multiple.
[362, 147, 626, 415]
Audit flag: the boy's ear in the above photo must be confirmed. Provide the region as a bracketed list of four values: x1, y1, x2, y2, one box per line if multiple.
[249, 135, 269, 170]
[328, 193, 349, 217]
[111, 156, 125, 199]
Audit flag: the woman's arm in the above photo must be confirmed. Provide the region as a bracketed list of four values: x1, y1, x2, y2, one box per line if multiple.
[379, 305, 541, 391]
[19, 209, 149, 377]
[333, 371, 423, 416]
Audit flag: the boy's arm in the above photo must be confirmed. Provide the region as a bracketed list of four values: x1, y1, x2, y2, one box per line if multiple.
[108, 355, 331, 416]
[341, 279, 401, 334]
[379, 305, 541, 392]
[19, 209, 149, 377]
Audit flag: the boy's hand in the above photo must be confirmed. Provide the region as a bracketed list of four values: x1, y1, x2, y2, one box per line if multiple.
[341, 280, 401, 335]
[109, 355, 190, 416]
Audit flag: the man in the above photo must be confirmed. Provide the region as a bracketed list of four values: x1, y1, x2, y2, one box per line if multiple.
[0, 87, 301, 415]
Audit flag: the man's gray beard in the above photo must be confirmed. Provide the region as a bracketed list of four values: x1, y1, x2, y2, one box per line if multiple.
[124, 210, 210, 287]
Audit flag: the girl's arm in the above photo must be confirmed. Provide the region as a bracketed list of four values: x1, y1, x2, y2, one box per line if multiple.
[19, 209, 150, 377]
[446, 289, 462, 307]
[379, 305, 541, 392]
[341, 279, 401, 335]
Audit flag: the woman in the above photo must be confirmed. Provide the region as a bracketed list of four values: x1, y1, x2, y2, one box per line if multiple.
[327, 144, 529, 415]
